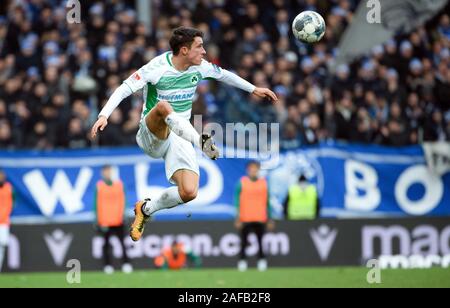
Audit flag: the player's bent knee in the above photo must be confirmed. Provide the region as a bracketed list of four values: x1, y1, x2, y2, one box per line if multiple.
[179, 187, 198, 203]
[155, 100, 173, 117]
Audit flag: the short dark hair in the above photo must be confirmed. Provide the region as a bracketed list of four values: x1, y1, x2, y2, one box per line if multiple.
[102, 165, 112, 171]
[246, 160, 260, 169]
[169, 27, 204, 55]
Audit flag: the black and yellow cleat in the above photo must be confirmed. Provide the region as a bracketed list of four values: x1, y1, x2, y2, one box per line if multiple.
[130, 199, 151, 242]
[200, 133, 219, 160]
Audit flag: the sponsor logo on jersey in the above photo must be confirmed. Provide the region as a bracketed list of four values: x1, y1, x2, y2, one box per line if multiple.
[157, 92, 195, 102]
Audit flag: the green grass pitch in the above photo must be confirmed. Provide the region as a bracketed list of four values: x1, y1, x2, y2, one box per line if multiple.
[0, 267, 449, 288]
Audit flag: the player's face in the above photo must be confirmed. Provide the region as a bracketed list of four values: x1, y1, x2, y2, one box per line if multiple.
[187, 36, 206, 65]
[247, 164, 260, 179]
[172, 245, 180, 255]
[102, 168, 112, 181]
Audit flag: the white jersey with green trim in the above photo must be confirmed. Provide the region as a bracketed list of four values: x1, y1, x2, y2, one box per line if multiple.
[123, 52, 225, 121]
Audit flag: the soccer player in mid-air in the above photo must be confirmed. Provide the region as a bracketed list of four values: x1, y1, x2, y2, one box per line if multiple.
[91, 27, 278, 242]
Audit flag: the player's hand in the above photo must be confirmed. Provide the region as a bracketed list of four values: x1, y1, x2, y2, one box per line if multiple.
[91, 116, 108, 139]
[252, 87, 278, 103]
[234, 220, 242, 230]
[267, 219, 275, 232]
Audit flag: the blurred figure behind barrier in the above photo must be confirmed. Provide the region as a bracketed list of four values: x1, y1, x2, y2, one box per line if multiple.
[283, 174, 320, 220]
[94, 165, 132, 274]
[154, 241, 201, 270]
[234, 161, 274, 272]
[0, 169, 14, 273]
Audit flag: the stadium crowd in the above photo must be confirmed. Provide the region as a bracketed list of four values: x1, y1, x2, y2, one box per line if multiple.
[0, 0, 449, 151]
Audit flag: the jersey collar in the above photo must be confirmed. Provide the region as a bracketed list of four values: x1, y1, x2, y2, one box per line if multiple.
[166, 52, 173, 67]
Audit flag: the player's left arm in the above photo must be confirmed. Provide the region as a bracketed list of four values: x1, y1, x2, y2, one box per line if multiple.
[93, 186, 98, 225]
[11, 187, 16, 209]
[91, 63, 156, 139]
[234, 181, 242, 229]
[122, 182, 127, 223]
[266, 182, 275, 231]
[199, 61, 278, 103]
[186, 250, 202, 268]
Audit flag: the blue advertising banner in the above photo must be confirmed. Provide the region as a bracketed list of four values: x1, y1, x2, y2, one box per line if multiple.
[267, 143, 450, 218]
[1, 143, 449, 222]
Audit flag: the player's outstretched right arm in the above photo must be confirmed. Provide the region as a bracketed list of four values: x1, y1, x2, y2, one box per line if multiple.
[91, 66, 152, 139]
[91, 115, 108, 139]
[199, 60, 278, 103]
[90, 83, 133, 139]
[251, 87, 278, 102]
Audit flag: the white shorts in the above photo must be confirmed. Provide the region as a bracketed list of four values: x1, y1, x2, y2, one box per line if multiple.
[136, 119, 199, 184]
[0, 225, 9, 246]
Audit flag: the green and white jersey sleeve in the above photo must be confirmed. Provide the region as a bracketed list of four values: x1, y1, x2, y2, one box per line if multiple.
[123, 59, 161, 93]
[198, 60, 256, 93]
[99, 54, 164, 119]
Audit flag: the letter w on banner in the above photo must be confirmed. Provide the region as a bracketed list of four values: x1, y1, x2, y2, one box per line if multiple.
[423, 142, 450, 176]
[334, 0, 448, 67]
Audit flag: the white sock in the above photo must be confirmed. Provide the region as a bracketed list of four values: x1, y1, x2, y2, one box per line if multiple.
[143, 186, 184, 216]
[0, 246, 5, 272]
[165, 112, 201, 148]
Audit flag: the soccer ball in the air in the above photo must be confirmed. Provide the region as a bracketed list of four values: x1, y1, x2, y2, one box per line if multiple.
[292, 11, 326, 43]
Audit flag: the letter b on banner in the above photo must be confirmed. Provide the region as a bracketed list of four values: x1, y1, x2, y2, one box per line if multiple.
[345, 160, 380, 211]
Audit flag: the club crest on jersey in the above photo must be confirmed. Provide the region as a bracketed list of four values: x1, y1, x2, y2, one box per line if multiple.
[191, 75, 199, 84]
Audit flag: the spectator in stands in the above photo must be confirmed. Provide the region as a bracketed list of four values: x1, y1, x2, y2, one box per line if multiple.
[334, 93, 356, 141]
[66, 117, 90, 149]
[424, 109, 448, 141]
[378, 102, 412, 146]
[0, 1, 448, 149]
[281, 120, 302, 150]
[99, 109, 126, 146]
[0, 120, 13, 149]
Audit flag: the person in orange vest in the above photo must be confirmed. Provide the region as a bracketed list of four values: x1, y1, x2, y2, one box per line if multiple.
[94, 165, 132, 274]
[154, 240, 201, 270]
[234, 161, 274, 272]
[0, 169, 14, 273]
